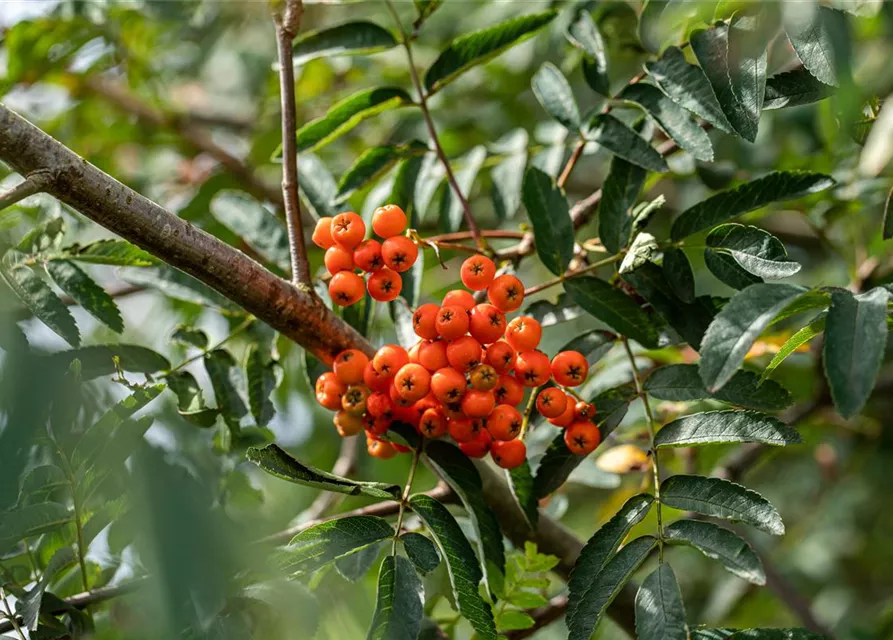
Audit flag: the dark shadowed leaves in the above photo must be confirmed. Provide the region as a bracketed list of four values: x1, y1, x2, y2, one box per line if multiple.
[368, 555, 425, 640]
[565, 276, 661, 348]
[635, 564, 688, 640]
[440, 145, 486, 233]
[209, 190, 290, 270]
[620, 83, 713, 162]
[45, 259, 123, 332]
[166, 371, 219, 428]
[522, 167, 574, 276]
[566, 8, 609, 95]
[0, 502, 71, 553]
[401, 532, 441, 575]
[664, 519, 765, 584]
[589, 115, 668, 173]
[245, 344, 279, 427]
[763, 67, 836, 110]
[655, 410, 801, 448]
[281, 516, 394, 574]
[507, 459, 537, 529]
[532, 63, 580, 130]
[47, 344, 170, 380]
[599, 156, 647, 254]
[292, 21, 397, 65]
[645, 364, 793, 411]
[662, 248, 695, 303]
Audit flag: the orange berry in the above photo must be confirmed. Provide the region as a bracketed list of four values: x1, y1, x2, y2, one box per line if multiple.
[316, 371, 346, 399]
[353, 239, 384, 272]
[514, 350, 552, 387]
[469, 304, 507, 345]
[548, 394, 576, 428]
[459, 429, 492, 458]
[493, 375, 524, 406]
[367, 268, 402, 302]
[331, 211, 366, 249]
[536, 388, 568, 419]
[446, 336, 482, 372]
[394, 363, 431, 403]
[443, 289, 476, 312]
[363, 360, 390, 392]
[329, 271, 365, 306]
[435, 305, 470, 341]
[574, 401, 596, 421]
[373, 344, 409, 378]
[366, 391, 394, 419]
[469, 364, 498, 391]
[491, 439, 526, 469]
[485, 341, 516, 374]
[316, 391, 342, 411]
[365, 415, 391, 437]
[367, 437, 397, 459]
[505, 316, 542, 352]
[413, 304, 440, 340]
[333, 349, 369, 385]
[460, 255, 496, 291]
[431, 367, 467, 404]
[341, 385, 370, 416]
[392, 403, 419, 425]
[564, 421, 601, 455]
[312, 217, 335, 249]
[448, 417, 480, 443]
[335, 410, 364, 437]
[485, 405, 523, 441]
[441, 400, 465, 421]
[487, 274, 525, 313]
[418, 339, 449, 372]
[408, 340, 421, 364]
[551, 351, 589, 387]
[372, 204, 407, 238]
[419, 407, 447, 438]
[389, 382, 413, 408]
[324, 245, 355, 275]
[461, 389, 496, 419]
[381, 236, 418, 273]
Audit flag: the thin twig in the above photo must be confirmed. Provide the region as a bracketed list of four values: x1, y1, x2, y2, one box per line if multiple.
[523, 254, 623, 297]
[0, 587, 26, 640]
[0, 170, 53, 211]
[557, 139, 585, 190]
[392, 441, 424, 553]
[423, 230, 526, 244]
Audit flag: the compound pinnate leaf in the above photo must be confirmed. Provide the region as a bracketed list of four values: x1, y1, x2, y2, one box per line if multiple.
[635, 564, 688, 640]
[280, 516, 394, 575]
[45, 259, 123, 333]
[409, 494, 497, 640]
[589, 115, 669, 173]
[661, 475, 785, 535]
[292, 21, 397, 65]
[564, 276, 661, 349]
[823, 287, 889, 418]
[522, 166, 574, 276]
[532, 62, 580, 130]
[662, 248, 696, 303]
[645, 364, 793, 411]
[699, 283, 807, 392]
[655, 410, 801, 448]
[664, 519, 765, 585]
[367, 555, 425, 640]
[671, 171, 835, 241]
[620, 83, 713, 162]
[763, 67, 836, 110]
[599, 156, 647, 254]
[247, 444, 401, 499]
[209, 190, 290, 270]
[424, 11, 558, 93]
[0, 502, 71, 553]
[785, 6, 851, 87]
[566, 8, 609, 95]
[401, 532, 441, 575]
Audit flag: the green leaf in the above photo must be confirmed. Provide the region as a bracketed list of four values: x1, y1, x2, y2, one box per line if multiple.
[439, 145, 486, 233]
[507, 459, 538, 529]
[401, 532, 441, 575]
[521, 167, 574, 276]
[619, 232, 658, 275]
[728, 629, 828, 639]
[491, 129, 528, 221]
[524, 293, 583, 327]
[245, 344, 279, 427]
[664, 519, 765, 585]
[46, 344, 170, 380]
[655, 410, 801, 448]
[297, 88, 412, 152]
[645, 46, 734, 134]
[785, 6, 851, 87]
[620, 83, 713, 162]
[16, 217, 65, 255]
[424, 10, 558, 93]
[388, 155, 426, 223]
[298, 153, 340, 219]
[414, 0, 443, 25]
[883, 185, 893, 240]
[18, 465, 67, 504]
[424, 441, 505, 596]
[699, 283, 807, 392]
[62, 239, 156, 267]
[336, 542, 382, 582]
[507, 591, 548, 609]
[691, 18, 768, 142]
[568, 535, 657, 640]
[599, 157, 647, 254]
[409, 494, 497, 640]
[338, 144, 421, 203]
[119, 265, 239, 310]
[204, 349, 247, 424]
[45, 260, 123, 333]
[589, 115, 668, 173]
[1, 251, 79, 346]
[561, 329, 617, 366]
[662, 248, 695, 303]
[635, 564, 688, 640]
[761, 314, 826, 381]
[564, 276, 661, 348]
[692, 630, 736, 640]
[292, 21, 398, 65]
[0, 503, 70, 553]
[167, 370, 219, 427]
[280, 516, 394, 574]
[671, 171, 835, 241]
[531, 63, 580, 130]
[763, 67, 836, 110]
[706, 224, 801, 283]
[497, 611, 536, 632]
[18, 547, 77, 630]
[645, 364, 793, 411]
[248, 444, 400, 499]
[566, 8, 609, 96]
[823, 287, 889, 418]
[661, 475, 784, 535]
[367, 555, 425, 640]
[171, 324, 209, 349]
[209, 190, 290, 270]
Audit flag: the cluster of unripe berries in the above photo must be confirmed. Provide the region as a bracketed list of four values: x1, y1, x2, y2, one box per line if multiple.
[313, 207, 602, 467]
[312, 204, 418, 305]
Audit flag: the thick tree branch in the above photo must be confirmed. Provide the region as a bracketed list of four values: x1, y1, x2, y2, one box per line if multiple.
[0, 169, 53, 210]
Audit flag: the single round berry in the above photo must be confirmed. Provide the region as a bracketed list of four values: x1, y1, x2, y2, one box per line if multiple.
[364, 360, 391, 392]
[365, 415, 391, 437]
[459, 429, 492, 458]
[335, 410, 364, 437]
[316, 372, 347, 399]
[460, 255, 496, 291]
[514, 350, 552, 387]
[367, 268, 402, 302]
[408, 340, 421, 364]
[381, 236, 418, 273]
[316, 391, 342, 411]
[329, 271, 365, 306]
[442, 289, 476, 312]
[469, 304, 507, 345]
[468, 363, 498, 391]
[431, 367, 467, 404]
[372, 204, 407, 238]
[331, 211, 366, 249]
[505, 316, 542, 352]
[373, 344, 410, 378]
[435, 305, 470, 341]
[487, 274, 525, 313]
[485, 404, 523, 441]
[389, 382, 413, 408]
[536, 388, 568, 419]
[448, 417, 480, 443]
[548, 394, 576, 428]
[394, 363, 431, 403]
[367, 437, 397, 459]
[312, 217, 335, 249]
[564, 421, 601, 455]
[413, 303, 441, 340]
[574, 401, 596, 421]
[446, 336, 483, 372]
[493, 375, 524, 406]
[419, 407, 448, 438]
[333, 349, 369, 385]
[366, 391, 394, 419]
[441, 400, 465, 421]
[353, 239, 384, 272]
[551, 351, 589, 387]
[485, 341, 516, 374]
[461, 389, 496, 419]
[491, 438, 527, 469]
[417, 339, 449, 372]
[410, 395, 438, 426]
[324, 245, 355, 275]
[341, 384, 370, 416]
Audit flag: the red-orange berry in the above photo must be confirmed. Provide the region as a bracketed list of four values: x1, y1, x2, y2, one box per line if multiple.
[324, 245, 355, 275]
[373, 344, 409, 378]
[353, 239, 384, 272]
[335, 410, 364, 437]
[372, 204, 407, 238]
[431, 367, 467, 404]
[367, 268, 402, 302]
[417, 340, 449, 372]
[493, 375, 524, 406]
[316, 392, 341, 411]
[459, 429, 492, 458]
[491, 438, 527, 469]
[389, 382, 413, 408]
[468, 364, 498, 391]
[485, 341, 516, 374]
[410, 395, 438, 425]
[331, 211, 366, 249]
[341, 385, 370, 416]
[333, 349, 369, 385]
[461, 389, 496, 419]
[469, 304, 507, 345]
[548, 394, 576, 428]
[536, 388, 568, 419]
[381, 236, 418, 273]
[442, 289, 476, 312]
[574, 401, 596, 421]
[514, 350, 552, 387]
[435, 305, 470, 341]
[312, 217, 335, 249]
[366, 391, 394, 419]
[363, 360, 391, 392]
[394, 363, 431, 403]
[551, 351, 589, 387]
[564, 421, 601, 455]
[446, 336, 482, 372]
[316, 371, 346, 399]
[419, 407, 447, 438]
[441, 401, 465, 421]
[487, 274, 525, 313]
[460, 255, 496, 291]
[367, 437, 397, 459]
[485, 405, 523, 441]
[408, 340, 421, 364]
[365, 415, 391, 437]
[413, 304, 440, 340]
[448, 417, 480, 443]
[329, 271, 365, 306]
[505, 316, 542, 352]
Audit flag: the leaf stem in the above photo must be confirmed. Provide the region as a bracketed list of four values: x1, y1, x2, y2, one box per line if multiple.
[0, 170, 53, 211]
[52, 442, 90, 592]
[622, 337, 664, 561]
[523, 254, 623, 296]
[519, 385, 542, 441]
[165, 316, 255, 374]
[392, 440, 423, 553]
[0, 588, 26, 640]
[557, 138, 585, 189]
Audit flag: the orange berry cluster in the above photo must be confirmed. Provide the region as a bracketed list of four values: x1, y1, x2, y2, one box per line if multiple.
[312, 205, 419, 306]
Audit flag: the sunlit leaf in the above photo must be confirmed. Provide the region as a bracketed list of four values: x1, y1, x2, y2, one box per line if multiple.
[368, 555, 425, 640]
[532, 63, 581, 131]
[46, 260, 123, 332]
[664, 519, 765, 585]
[635, 564, 688, 640]
[599, 156, 647, 254]
[62, 239, 157, 267]
[646, 364, 793, 411]
[763, 67, 836, 110]
[785, 5, 851, 87]
[620, 83, 713, 162]
[280, 516, 394, 575]
[655, 410, 801, 448]
[292, 21, 397, 65]
[588, 115, 668, 173]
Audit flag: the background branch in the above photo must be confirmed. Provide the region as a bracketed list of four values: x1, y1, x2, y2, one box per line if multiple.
[0, 170, 53, 210]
